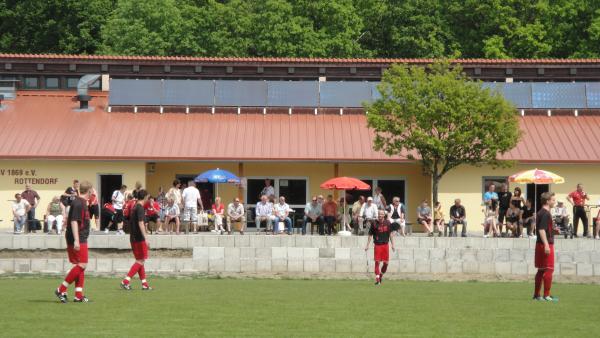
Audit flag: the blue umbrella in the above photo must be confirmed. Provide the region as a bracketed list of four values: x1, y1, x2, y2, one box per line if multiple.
[194, 168, 240, 197]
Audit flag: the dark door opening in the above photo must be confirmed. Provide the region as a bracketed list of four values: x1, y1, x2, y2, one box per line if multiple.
[526, 184, 549, 211]
[99, 174, 122, 206]
[176, 175, 214, 210]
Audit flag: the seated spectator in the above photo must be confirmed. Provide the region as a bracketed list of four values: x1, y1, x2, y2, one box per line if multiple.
[483, 199, 499, 238]
[302, 196, 323, 235]
[433, 202, 444, 237]
[101, 202, 116, 232]
[551, 200, 568, 228]
[164, 199, 181, 234]
[144, 196, 162, 234]
[417, 200, 433, 236]
[387, 197, 406, 236]
[360, 197, 379, 235]
[322, 195, 338, 235]
[255, 195, 274, 234]
[505, 202, 522, 237]
[45, 196, 66, 235]
[227, 197, 246, 235]
[351, 196, 366, 234]
[448, 199, 468, 237]
[523, 199, 536, 238]
[12, 193, 30, 234]
[273, 196, 292, 235]
[211, 196, 226, 234]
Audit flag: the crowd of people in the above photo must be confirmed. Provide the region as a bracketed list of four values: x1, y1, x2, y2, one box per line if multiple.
[8, 178, 600, 239]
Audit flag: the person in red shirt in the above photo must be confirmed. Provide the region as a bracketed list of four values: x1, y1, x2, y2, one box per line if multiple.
[121, 190, 152, 291]
[567, 183, 590, 237]
[88, 187, 99, 231]
[144, 196, 162, 234]
[533, 192, 558, 302]
[322, 195, 338, 235]
[365, 210, 398, 285]
[54, 181, 93, 303]
[123, 194, 137, 234]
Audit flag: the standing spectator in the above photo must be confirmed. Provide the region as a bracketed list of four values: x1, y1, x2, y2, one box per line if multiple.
[226, 197, 246, 235]
[61, 180, 80, 213]
[505, 202, 522, 237]
[12, 193, 31, 234]
[387, 197, 406, 236]
[322, 195, 338, 235]
[360, 197, 379, 234]
[45, 196, 66, 235]
[417, 200, 433, 236]
[211, 197, 226, 234]
[144, 196, 161, 234]
[448, 199, 467, 237]
[433, 202, 444, 237]
[167, 180, 183, 209]
[260, 179, 275, 200]
[497, 184, 512, 235]
[483, 183, 498, 206]
[483, 199, 499, 238]
[273, 196, 293, 234]
[255, 195, 274, 233]
[182, 181, 202, 233]
[111, 185, 127, 235]
[338, 197, 351, 232]
[88, 187, 100, 231]
[164, 199, 181, 234]
[132, 181, 143, 200]
[567, 183, 590, 238]
[302, 196, 323, 235]
[373, 187, 387, 210]
[156, 186, 167, 233]
[523, 199, 536, 238]
[510, 187, 525, 209]
[21, 184, 40, 233]
[351, 196, 366, 233]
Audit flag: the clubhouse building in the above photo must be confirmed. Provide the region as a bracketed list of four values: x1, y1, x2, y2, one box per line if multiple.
[1, 54, 600, 230]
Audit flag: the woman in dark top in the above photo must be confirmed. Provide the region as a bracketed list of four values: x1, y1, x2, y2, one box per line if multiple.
[510, 187, 526, 209]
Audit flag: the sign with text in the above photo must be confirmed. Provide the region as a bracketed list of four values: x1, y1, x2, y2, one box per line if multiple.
[0, 168, 59, 185]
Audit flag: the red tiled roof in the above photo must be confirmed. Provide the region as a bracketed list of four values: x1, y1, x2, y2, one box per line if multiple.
[1, 92, 599, 163]
[1, 53, 600, 65]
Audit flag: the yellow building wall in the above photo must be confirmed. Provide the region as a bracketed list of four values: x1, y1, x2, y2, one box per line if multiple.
[0, 160, 145, 229]
[438, 164, 600, 232]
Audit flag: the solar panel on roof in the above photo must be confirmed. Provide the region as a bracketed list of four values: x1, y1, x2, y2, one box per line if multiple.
[586, 83, 600, 108]
[162, 80, 214, 106]
[497, 83, 533, 108]
[267, 81, 318, 106]
[532, 83, 587, 109]
[320, 82, 373, 107]
[109, 79, 162, 106]
[215, 80, 267, 106]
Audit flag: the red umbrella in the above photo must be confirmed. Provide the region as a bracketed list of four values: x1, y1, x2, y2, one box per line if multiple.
[320, 177, 371, 235]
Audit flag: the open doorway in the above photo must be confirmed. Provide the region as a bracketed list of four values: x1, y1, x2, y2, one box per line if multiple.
[526, 184, 549, 211]
[99, 174, 123, 206]
[176, 175, 214, 210]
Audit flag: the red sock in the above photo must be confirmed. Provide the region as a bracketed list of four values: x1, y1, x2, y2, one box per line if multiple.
[75, 268, 85, 299]
[374, 261, 380, 277]
[381, 263, 388, 274]
[543, 269, 553, 297]
[534, 270, 543, 297]
[123, 262, 142, 284]
[58, 265, 82, 293]
[138, 265, 148, 287]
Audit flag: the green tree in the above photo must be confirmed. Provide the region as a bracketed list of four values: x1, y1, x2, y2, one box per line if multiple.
[365, 62, 521, 204]
[0, 0, 115, 54]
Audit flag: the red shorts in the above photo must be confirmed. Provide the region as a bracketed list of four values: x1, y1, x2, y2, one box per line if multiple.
[374, 243, 389, 262]
[67, 243, 89, 264]
[131, 241, 149, 260]
[534, 243, 555, 269]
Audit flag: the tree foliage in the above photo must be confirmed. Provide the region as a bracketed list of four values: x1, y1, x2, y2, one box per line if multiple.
[365, 62, 521, 203]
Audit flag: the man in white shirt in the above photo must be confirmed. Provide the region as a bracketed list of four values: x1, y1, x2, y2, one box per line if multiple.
[12, 193, 31, 234]
[255, 195, 274, 233]
[273, 196, 292, 234]
[182, 181, 202, 233]
[226, 197, 245, 235]
[551, 201, 569, 229]
[360, 197, 379, 234]
[387, 197, 406, 236]
[111, 185, 127, 234]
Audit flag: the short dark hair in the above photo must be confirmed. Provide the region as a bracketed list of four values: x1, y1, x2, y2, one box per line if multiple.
[173, 179, 180, 187]
[137, 189, 148, 200]
[121, 184, 127, 190]
[540, 192, 555, 206]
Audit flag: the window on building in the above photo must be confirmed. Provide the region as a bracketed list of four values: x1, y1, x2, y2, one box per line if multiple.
[376, 180, 406, 206]
[526, 184, 549, 211]
[45, 77, 59, 89]
[482, 176, 508, 197]
[346, 180, 373, 205]
[247, 178, 275, 205]
[277, 179, 306, 206]
[23, 77, 39, 89]
[245, 177, 308, 228]
[67, 77, 79, 89]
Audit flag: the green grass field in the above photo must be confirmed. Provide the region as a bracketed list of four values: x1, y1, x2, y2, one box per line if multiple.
[0, 277, 598, 337]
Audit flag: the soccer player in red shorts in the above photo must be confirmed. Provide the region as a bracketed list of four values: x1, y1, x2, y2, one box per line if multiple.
[121, 189, 152, 291]
[54, 181, 93, 303]
[533, 192, 558, 302]
[365, 210, 397, 285]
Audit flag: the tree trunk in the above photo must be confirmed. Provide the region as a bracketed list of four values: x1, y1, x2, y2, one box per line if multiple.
[432, 176, 439, 205]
